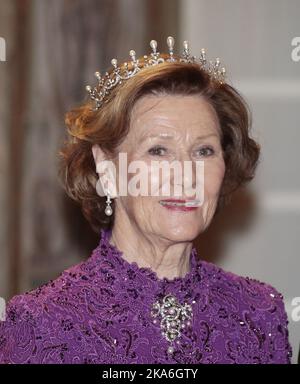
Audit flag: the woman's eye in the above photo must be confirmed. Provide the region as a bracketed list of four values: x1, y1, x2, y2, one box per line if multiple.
[148, 146, 167, 156]
[196, 146, 215, 157]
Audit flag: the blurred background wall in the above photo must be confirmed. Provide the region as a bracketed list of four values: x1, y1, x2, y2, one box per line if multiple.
[0, 0, 299, 363]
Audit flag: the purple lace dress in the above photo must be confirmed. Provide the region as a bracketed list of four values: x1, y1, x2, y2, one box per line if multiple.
[0, 228, 292, 364]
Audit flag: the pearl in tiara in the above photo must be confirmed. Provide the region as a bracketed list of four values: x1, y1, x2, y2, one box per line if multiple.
[85, 36, 226, 111]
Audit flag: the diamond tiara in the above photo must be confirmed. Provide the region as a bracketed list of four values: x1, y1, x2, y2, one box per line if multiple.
[85, 36, 226, 111]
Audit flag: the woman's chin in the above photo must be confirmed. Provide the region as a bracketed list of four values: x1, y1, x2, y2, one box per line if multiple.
[157, 221, 202, 243]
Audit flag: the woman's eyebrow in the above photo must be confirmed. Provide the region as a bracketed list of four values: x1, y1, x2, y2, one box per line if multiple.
[139, 132, 219, 143]
[138, 132, 174, 144]
[194, 133, 220, 140]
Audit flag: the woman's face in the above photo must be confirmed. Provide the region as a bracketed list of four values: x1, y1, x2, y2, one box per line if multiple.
[113, 94, 225, 243]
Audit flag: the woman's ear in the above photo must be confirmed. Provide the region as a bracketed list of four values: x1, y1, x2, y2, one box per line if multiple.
[92, 144, 106, 170]
[92, 144, 118, 198]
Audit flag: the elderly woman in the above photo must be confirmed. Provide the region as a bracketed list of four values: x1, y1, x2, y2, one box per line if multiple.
[0, 37, 292, 364]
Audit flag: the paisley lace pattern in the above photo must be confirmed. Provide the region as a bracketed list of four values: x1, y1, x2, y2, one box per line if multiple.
[0, 228, 293, 364]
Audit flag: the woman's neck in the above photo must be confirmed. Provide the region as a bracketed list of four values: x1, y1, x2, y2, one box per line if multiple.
[109, 221, 193, 281]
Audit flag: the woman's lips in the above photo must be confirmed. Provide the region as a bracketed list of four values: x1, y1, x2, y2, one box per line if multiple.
[159, 199, 200, 211]
[161, 205, 198, 212]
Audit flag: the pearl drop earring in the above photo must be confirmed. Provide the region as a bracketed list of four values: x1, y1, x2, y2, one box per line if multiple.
[105, 190, 113, 216]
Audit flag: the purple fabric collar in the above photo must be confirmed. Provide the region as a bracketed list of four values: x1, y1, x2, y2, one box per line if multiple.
[92, 228, 203, 303]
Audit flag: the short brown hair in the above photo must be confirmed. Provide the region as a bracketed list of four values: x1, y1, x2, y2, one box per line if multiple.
[58, 56, 260, 234]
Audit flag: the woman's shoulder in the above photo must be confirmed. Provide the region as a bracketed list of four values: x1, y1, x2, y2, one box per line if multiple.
[4, 258, 88, 312]
[0, 257, 94, 364]
[200, 258, 286, 303]
[198, 259, 290, 328]
[197, 261, 292, 363]
[202, 261, 291, 346]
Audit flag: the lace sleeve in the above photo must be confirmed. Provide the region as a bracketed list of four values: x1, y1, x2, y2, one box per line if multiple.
[0, 295, 38, 364]
[265, 287, 293, 364]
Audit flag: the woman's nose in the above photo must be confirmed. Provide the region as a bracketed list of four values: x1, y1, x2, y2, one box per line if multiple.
[169, 152, 197, 190]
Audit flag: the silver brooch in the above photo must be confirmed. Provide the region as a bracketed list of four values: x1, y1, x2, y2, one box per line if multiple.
[151, 294, 194, 354]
